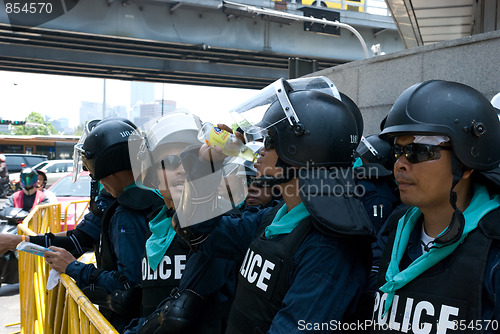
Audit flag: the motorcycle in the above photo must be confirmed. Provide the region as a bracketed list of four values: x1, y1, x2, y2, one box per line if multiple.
[0, 207, 29, 288]
[0, 181, 14, 198]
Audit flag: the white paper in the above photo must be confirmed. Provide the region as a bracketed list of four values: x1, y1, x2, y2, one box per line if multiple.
[46, 269, 60, 290]
[16, 241, 54, 257]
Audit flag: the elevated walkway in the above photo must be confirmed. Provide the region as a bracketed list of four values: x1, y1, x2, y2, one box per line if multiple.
[0, 0, 403, 88]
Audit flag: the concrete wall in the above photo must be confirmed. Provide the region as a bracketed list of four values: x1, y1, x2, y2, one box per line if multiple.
[309, 30, 500, 135]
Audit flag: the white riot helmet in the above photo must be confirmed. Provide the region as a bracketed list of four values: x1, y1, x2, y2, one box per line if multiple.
[491, 92, 500, 109]
[129, 112, 202, 189]
[491, 93, 500, 120]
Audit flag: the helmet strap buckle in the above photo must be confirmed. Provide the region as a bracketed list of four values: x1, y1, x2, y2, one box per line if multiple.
[291, 123, 306, 136]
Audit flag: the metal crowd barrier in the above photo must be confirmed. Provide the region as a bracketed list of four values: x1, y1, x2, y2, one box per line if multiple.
[16, 203, 117, 334]
[62, 200, 90, 232]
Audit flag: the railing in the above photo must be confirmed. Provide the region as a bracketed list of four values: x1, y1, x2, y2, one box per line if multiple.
[62, 200, 90, 231]
[16, 203, 117, 334]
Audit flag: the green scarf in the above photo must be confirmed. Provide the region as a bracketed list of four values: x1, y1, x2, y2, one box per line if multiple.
[380, 184, 500, 315]
[145, 206, 176, 271]
[264, 202, 310, 239]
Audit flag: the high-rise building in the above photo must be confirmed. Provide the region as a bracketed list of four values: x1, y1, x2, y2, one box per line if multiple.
[133, 99, 176, 128]
[131, 82, 155, 107]
[51, 118, 69, 132]
[110, 105, 127, 119]
[79, 101, 103, 126]
[130, 81, 155, 121]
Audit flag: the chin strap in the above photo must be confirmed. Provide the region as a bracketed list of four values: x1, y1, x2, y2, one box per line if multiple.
[433, 156, 465, 246]
[89, 179, 102, 216]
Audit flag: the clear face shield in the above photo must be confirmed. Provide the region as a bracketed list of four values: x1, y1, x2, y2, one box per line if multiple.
[72, 119, 101, 183]
[230, 76, 341, 137]
[174, 141, 263, 229]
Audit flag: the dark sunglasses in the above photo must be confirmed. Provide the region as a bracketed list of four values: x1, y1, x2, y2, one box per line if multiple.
[247, 176, 258, 187]
[263, 136, 275, 150]
[393, 143, 452, 164]
[159, 155, 182, 170]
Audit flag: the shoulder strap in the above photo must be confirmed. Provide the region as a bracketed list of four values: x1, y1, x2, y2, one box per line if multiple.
[118, 187, 163, 211]
[380, 205, 410, 237]
[478, 207, 500, 240]
[97, 199, 119, 268]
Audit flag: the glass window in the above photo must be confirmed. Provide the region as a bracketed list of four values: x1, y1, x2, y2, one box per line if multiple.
[49, 174, 91, 197]
[34, 161, 49, 170]
[25, 156, 47, 166]
[5, 156, 24, 171]
[36, 146, 55, 159]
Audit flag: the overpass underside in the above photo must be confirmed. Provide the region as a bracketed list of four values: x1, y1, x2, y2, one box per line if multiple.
[0, 23, 341, 89]
[0, 0, 401, 89]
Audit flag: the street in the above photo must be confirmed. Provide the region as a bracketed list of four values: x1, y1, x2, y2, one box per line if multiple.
[0, 283, 20, 334]
[0, 197, 20, 334]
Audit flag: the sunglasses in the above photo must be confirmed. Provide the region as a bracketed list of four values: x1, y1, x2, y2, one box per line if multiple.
[247, 176, 258, 187]
[393, 143, 452, 164]
[263, 136, 275, 150]
[158, 155, 182, 170]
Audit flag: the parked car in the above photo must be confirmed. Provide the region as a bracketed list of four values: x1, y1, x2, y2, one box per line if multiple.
[3, 153, 48, 173]
[48, 172, 91, 231]
[8, 159, 74, 191]
[32, 159, 74, 187]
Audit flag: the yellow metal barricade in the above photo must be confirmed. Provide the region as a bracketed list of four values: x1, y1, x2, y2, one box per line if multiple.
[16, 203, 118, 334]
[63, 200, 90, 232]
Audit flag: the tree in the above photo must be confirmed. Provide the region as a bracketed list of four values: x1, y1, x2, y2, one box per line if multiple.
[73, 123, 85, 136]
[11, 112, 58, 135]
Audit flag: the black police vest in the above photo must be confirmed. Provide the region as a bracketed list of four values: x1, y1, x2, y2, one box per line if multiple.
[140, 233, 191, 316]
[371, 207, 500, 334]
[95, 187, 164, 322]
[226, 206, 311, 334]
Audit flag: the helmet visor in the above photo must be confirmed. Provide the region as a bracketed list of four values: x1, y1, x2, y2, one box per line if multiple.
[230, 76, 340, 136]
[21, 172, 37, 188]
[73, 119, 101, 182]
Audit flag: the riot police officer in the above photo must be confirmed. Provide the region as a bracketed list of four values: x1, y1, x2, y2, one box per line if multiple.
[371, 80, 500, 333]
[45, 119, 164, 332]
[174, 76, 375, 333]
[129, 112, 201, 317]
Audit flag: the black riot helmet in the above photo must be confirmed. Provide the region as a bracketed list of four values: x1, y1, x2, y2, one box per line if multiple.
[380, 80, 500, 171]
[340, 92, 363, 141]
[357, 134, 392, 170]
[259, 89, 358, 168]
[76, 120, 138, 181]
[381, 80, 500, 246]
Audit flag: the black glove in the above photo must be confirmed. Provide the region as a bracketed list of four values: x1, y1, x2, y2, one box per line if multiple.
[138, 289, 205, 334]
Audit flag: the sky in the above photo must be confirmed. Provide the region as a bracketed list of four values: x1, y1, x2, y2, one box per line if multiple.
[0, 70, 259, 129]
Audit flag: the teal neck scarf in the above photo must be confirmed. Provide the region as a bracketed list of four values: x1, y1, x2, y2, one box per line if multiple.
[380, 184, 500, 315]
[145, 206, 176, 271]
[123, 182, 137, 192]
[353, 157, 363, 169]
[264, 202, 310, 239]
